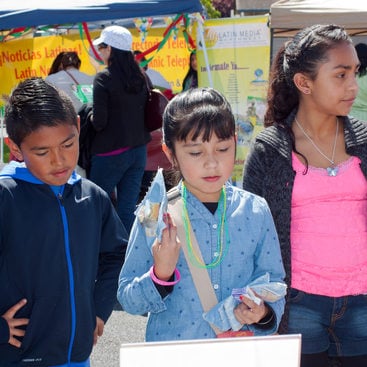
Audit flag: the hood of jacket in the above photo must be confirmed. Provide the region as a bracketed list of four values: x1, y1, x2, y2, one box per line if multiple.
[0, 160, 81, 185]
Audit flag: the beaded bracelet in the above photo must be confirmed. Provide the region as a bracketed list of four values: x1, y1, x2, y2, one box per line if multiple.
[149, 266, 181, 286]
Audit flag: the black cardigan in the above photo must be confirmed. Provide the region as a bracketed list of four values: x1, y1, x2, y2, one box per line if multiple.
[91, 68, 151, 155]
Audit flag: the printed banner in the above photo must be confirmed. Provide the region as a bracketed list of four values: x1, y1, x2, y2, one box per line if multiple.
[0, 26, 194, 105]
[196, 16, 270, 186]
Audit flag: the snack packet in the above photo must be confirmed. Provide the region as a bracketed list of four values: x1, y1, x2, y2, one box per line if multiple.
[232, 273, 287, 304]
[135, 168, 167, 240]
[137, 199, 161, 237]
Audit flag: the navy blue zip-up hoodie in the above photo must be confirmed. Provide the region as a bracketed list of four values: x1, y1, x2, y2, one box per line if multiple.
[0, 161, 128, 366]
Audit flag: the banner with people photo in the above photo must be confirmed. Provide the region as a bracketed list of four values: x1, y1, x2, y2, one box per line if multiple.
[196, 15, 270, 186]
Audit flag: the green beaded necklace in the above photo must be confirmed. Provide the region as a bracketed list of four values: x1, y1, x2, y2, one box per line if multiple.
[181, 183, 229, 269]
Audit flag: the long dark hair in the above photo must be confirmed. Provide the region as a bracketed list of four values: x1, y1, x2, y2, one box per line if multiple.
[107, 48, 146, 94]
[48, 52, 81, 75]
[355, 43, 367, 77]
[182, 51, 198, 91]
[265, 24, 352, 128]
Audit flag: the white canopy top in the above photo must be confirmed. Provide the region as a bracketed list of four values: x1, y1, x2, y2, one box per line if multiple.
[270, 0, 367, 36]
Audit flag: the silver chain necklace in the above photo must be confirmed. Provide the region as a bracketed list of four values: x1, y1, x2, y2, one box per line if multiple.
[294, 117, 339, 176]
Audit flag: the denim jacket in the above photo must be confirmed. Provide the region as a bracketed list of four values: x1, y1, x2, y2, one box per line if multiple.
[118, 181, 285, 341]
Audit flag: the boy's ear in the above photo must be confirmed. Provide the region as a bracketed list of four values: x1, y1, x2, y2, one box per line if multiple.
[7, 139, 24, 162]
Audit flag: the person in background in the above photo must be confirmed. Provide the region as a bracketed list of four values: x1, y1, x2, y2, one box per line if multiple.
[181, 51, 198, 91]
[45, 51, 94, 112]
[0, 77, 127, 366]
[350, 43, 367, 121]
[48, 51, 67, 75]
[133, 50, 172, 201]
[242, 24, 367, 367]
[90, 26, 151, 233]
[118, 87, 286, 342]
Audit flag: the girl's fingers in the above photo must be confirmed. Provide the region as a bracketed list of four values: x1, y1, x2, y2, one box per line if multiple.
[163, 212, 174, 228]
[163, 212, 178, 241]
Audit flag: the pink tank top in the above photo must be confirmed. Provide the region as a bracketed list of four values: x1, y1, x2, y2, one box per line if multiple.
[291, 153, 367, 296]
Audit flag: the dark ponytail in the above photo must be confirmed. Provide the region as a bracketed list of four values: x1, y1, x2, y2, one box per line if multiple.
[264, 45, 299, 127]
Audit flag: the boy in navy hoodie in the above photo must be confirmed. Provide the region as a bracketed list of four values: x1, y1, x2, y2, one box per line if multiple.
[0, 77, 128, 367]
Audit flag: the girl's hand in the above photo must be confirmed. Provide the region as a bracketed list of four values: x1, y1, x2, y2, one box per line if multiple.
[233, 295, 268, 325]
[151, 213, 181, 281]
[2, 298, 29, 348]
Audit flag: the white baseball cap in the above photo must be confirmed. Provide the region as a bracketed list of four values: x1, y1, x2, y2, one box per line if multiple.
[93, 25, 132, 51]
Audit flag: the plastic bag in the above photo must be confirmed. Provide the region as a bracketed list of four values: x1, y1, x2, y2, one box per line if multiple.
[232, 273, 287, 304]
[135, 168, 167, 241]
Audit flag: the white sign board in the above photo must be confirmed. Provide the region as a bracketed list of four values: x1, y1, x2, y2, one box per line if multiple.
[120, 334, 301, 367]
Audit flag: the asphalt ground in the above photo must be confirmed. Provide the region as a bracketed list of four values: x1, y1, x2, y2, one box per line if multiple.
[90, 308, 147, 367]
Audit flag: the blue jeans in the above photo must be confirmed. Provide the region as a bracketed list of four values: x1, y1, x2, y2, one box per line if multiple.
[288, 288, 367, 357]
[89, 145, 147, 233]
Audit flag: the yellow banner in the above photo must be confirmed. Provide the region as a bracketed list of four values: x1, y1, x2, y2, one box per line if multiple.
[0, 26, 193, 104]
[197, 16, 270, 186]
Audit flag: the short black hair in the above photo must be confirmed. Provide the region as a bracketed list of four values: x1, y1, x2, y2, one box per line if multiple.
[5, 77, 78, 146]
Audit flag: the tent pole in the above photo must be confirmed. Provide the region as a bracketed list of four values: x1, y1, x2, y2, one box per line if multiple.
[270, 27, 274, 65]
[195, 14, 213, 88]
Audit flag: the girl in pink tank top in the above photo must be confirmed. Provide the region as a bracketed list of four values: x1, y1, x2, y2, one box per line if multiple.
[243, 24, 367, 367]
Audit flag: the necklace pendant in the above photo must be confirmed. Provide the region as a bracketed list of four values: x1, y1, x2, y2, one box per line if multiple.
[327, 166, 338, 176]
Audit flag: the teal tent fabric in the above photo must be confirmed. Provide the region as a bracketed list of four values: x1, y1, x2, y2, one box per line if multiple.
[0, 0, 202, 30]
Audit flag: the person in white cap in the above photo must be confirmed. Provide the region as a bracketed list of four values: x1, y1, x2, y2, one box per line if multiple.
[90, 25, 151, 234]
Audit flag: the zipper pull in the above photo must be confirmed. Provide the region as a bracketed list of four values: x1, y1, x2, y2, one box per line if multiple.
[57, 192, 63, 205]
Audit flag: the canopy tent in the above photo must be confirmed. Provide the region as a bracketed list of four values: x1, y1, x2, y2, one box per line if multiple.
[0, 0, 203, 165]
[270, 0, 367, 37]
[0, 0, 203, 30]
